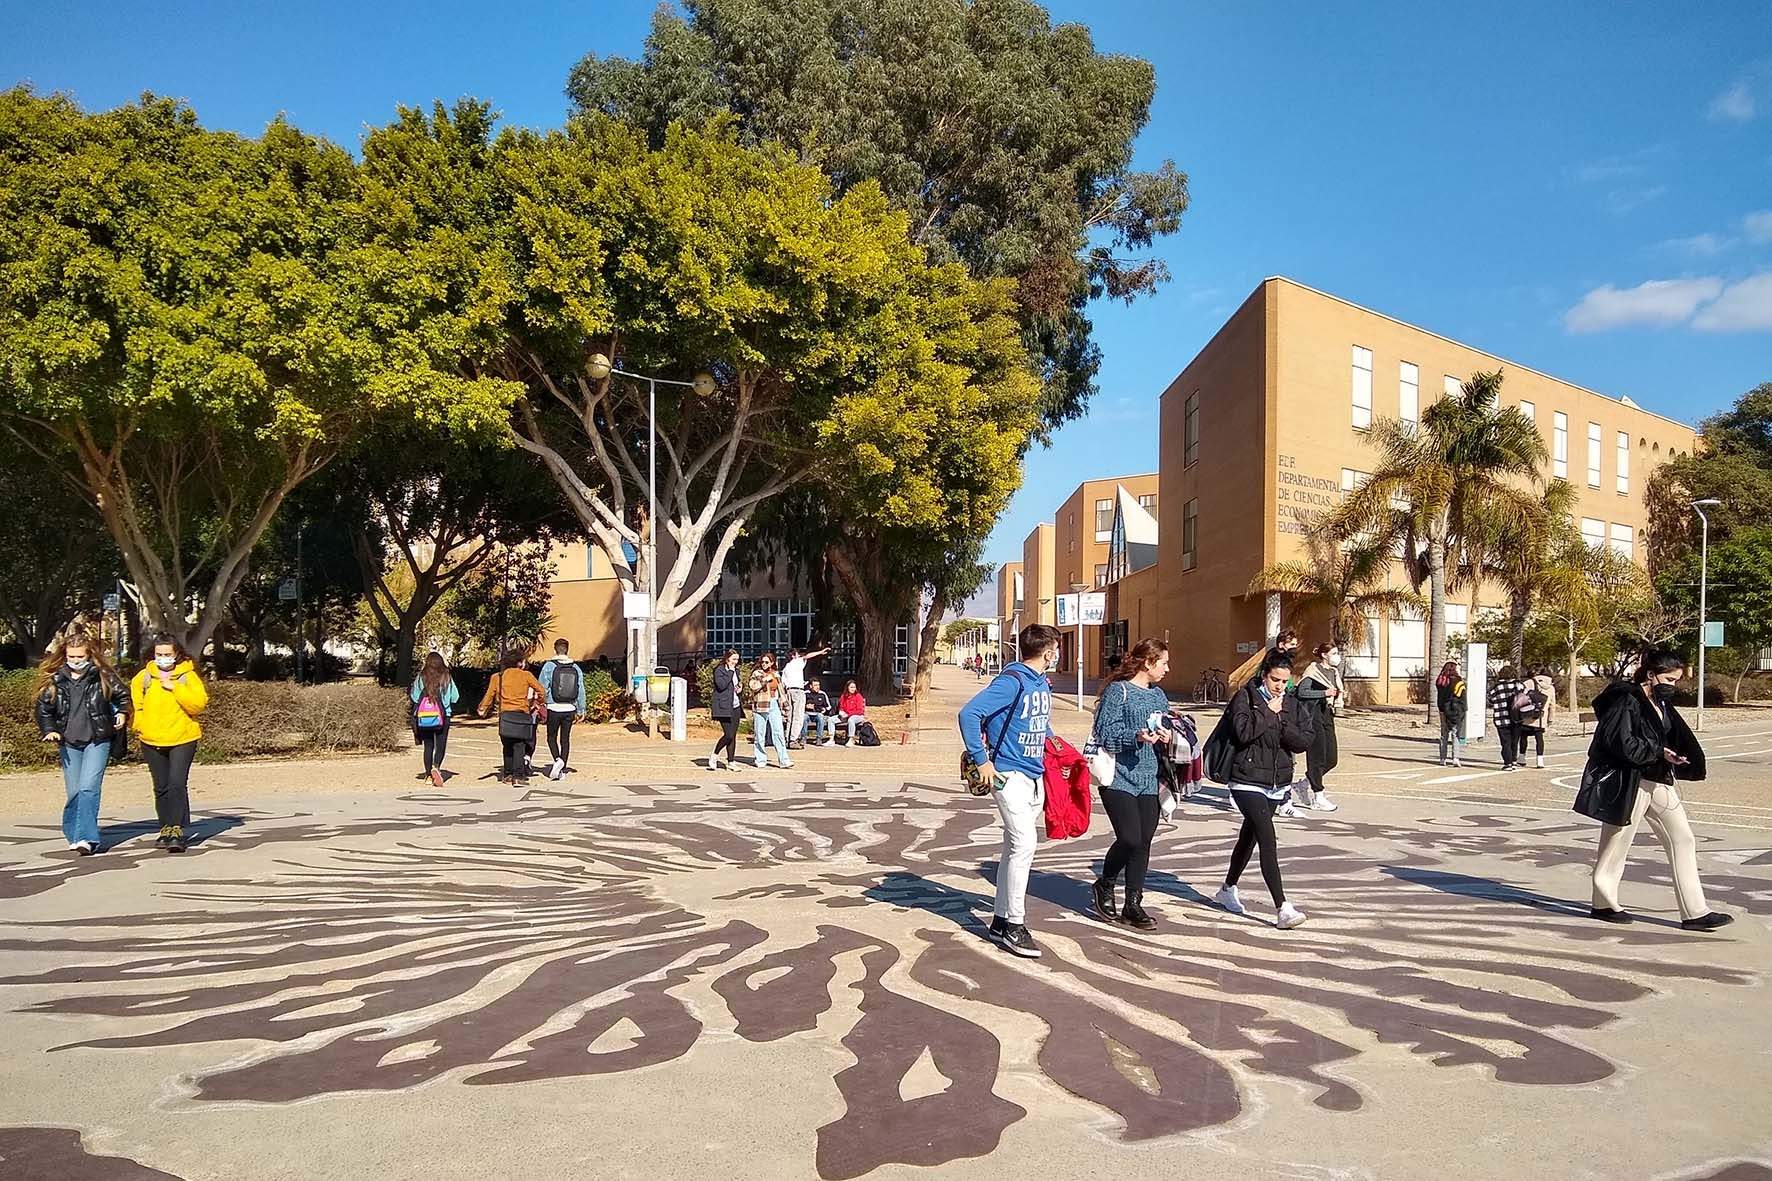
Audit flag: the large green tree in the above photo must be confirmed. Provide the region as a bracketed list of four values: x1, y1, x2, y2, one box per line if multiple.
[1644, 382, 1772, 575]
[566, 0, 1188, 432]
[1330, 371, 1546, 719]
[1659, 526, 1772, 700]
[0, 432, 120, 659]
[0, 89, 512, 657]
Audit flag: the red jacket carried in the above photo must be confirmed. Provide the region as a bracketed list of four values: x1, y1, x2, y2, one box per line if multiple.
[1042, 735, 1093, 839]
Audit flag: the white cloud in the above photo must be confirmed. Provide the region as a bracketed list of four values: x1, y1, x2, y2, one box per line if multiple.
[1606, 185, 1667, 215]
[1745, 210, 1772, 243]
[1693, 272, 1772, 331]
[1709, 80, 1756, 122]
[1658, 232, 1734, 256]
[1564, 278, 1724, 332]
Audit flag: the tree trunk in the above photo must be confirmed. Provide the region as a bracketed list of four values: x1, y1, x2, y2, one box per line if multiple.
[1425, 528, 1448, 724]
[855, 609, 896, 698]
[1508, 590, 1528, 670]
[1566, 620, 1580, 715]
[912, 585, 949, 701]
[394, 615, 420, 689]
[826, 543, 904, 698]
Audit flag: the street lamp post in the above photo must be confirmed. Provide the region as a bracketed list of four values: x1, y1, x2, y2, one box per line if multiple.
[1070, 581, 1088, 711]
[1691, 498, 1721, 732]
[585, 355, 715, 686]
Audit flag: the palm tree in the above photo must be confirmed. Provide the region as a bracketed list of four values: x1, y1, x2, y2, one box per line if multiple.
[1478, 479, 1580, 668]
[1248, 520, 1424, 649]
[1329, 370, 1547, 720]
[1537, 533, 1655, 714]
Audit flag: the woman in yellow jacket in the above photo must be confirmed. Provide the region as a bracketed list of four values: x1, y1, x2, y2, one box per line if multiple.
[132, 635, 208, 853]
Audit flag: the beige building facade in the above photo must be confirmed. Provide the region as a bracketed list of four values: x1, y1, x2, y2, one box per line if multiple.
[1147, 277, 1697, 703]
[1020, 523, 1056, 628]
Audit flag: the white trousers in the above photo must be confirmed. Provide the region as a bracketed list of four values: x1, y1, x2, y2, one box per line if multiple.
[992, 770, 1043, 924]
[1592, 781, 1709, 920]
[786, 688, 808, 741]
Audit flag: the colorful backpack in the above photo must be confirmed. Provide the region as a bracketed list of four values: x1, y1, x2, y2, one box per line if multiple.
[414, 694, 444, 730]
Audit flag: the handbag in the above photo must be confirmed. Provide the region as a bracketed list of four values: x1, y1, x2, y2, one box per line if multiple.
[1200, 699, 1237, 785]
[1572, 759, 1637, 826]
[1083, 683, 1129, 788]
[493, 670, 538, 741]
[961, 679, 1027, 796]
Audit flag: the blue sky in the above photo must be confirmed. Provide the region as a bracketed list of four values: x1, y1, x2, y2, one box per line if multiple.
[9, 2, 1770, 616]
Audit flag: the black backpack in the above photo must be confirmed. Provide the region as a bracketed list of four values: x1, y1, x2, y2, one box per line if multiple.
[550, 660, 581, 705]
[856, 720, 881, 747]
[1200, 704, 1237, 785]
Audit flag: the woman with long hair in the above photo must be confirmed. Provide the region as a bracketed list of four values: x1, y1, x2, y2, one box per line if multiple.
[709, 649, 743, 770]
[747, 652, 792, 769]
[1293, 642, 1343, 812]
[1435, 661, 1467, 766]
[131, 634, 208, 853]
[1214, 649, 1314, 929]
[478, 646, 545, 785]
[1579, 650, 1730, 930]
[410, 651, 460, 787]
[34, 629, 131, 855]
[1089, 638, 1172, 930]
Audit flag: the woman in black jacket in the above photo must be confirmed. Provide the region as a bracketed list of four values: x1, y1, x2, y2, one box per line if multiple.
[1577, 649, 1730, 930]
[1213, 651, 1315, 928]
[708, 649, 743, 770]
[34, 629, 131, 855]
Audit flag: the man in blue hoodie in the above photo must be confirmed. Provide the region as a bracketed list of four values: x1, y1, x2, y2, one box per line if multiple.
[958, 623, 1061, 959]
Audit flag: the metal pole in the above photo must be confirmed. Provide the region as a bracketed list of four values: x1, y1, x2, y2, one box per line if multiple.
[1076, 614, 1084, 710]
[1696, 505, 1710, 733]
[647, 376, 658, 678]
[295, 523, 305, 684]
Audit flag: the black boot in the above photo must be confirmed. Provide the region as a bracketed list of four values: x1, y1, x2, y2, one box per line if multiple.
[1122, 891, 1157, 930]
[1090, 877, 1118, 922]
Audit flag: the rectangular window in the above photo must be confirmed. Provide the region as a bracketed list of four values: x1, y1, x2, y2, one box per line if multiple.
[1182, 499, 1198, 572]
[1094, 563, 1108, 588]
[1587, 421, 1602, 488]
[1398, 362, 1419, 432]
[1444, 374, 1462, 399]
[1580, 517, 1606, 550]
[1616, 431, 1629, 493]
[705, 600, 767, 657]
[1094, 498, 1113, 541]
[1344, 611, 1381, 680]
[1519, 399, 1535, 425]
[1138, 493, 1157, 512]
[1340, 468, 1370, 491]
[1351, 346, 1373, 430]
[1184, 391, 1200, 467]
[1553, 412, 1568, 480]
[1609, 523, 1633, 559]
[1445, 603, 1470, 641]
[1388, 607, 1427, 681]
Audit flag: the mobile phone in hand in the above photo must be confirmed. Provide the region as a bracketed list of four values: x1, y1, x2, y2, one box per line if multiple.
[991, 774, 1007, 791]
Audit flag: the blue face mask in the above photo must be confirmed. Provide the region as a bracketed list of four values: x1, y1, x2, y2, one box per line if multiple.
[1258, 683, 1273, 701]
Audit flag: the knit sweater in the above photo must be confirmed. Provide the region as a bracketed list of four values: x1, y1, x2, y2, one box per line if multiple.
[1094, 680, 1170, 797]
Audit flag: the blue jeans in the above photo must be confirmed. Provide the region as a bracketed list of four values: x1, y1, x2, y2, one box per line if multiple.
[60, 741, 109, 847]
[810, 713, 835, 741]
[753, 703, 792, 766]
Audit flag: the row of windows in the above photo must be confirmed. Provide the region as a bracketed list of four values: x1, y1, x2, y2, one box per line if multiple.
[1580, 518, 1636, 559]
[1342, 605, 1469, 681]
[1352, 346, 1650, 494]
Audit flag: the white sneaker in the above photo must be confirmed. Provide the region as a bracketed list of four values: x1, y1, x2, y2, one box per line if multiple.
[754, 758, 768, 769]
[1276, 800, 1300, 819]
[708, 753, 723, 770]
[73, 840, 95, 855]
[1536, 756, 1545, 769]
[781, 760, 795, 769]
[1213, 885, 1246, 915]
[1312, 793, 1339, 813]
[1277, 902, 1307, 929]
[549, 757, 565, 781]
[822, 738, 836, 747]
[1452, 754, 1462, 767]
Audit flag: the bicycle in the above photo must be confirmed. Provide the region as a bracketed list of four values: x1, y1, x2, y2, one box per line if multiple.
[1192, 666, 1227, 704]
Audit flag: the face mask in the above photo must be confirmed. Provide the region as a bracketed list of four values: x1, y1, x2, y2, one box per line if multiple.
[155, 656, 178, 671]
[1326, 653, 1343, 667]
[65, 658, 90, 674]
[1652, 682, 1678, 703]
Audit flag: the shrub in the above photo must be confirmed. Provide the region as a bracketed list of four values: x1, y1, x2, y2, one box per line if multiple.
[0, 671, 52, 770]
[695, 661, 754, 715]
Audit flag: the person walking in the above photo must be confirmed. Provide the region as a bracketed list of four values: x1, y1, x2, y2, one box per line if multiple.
[131, 636, 208, 853]
[1518, 665, 1556, 769]
[1579, 650, 1731, 930]
[410, 652, 459, 788]
[1089, 638, 1172, 931]
[1214, 650, 1314, 929]
[804, 677, 837, 746]
[1435, 661, 1468, 766]
[478, 647, 545, 786]
[1293, 643, 1344, 813]
[781, 645, 830, 749]
[748, 652, 792, 769]
[538, 639, 586, 781]
[958, 623, 1060, 958]
[34, 630, 131, 855]
[709, 649, 744, 770]
[836, 680, 869, 745]
[1489, 665, 1528, 771]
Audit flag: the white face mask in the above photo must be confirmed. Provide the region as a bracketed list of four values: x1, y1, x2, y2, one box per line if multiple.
[1326, 652, 1343, 667]
[155, 656, 178, 671]
[65, 658, 90, 674]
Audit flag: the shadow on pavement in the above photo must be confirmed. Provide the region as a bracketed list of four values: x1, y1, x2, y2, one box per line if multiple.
[1383, 865, 1688, 930]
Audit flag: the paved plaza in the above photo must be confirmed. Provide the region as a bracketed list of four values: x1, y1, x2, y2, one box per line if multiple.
[1, 688, 1770, 1179]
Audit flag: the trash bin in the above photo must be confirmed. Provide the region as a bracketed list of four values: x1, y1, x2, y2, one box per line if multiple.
[646, 666, 672, 707]
[669, 676, 688, 742]
[630, 673, 648, 700]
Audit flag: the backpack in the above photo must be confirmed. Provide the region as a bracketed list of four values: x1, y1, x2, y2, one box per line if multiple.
[856, 720, 881, 747]
[1518, 687, 1547, 724]
[550, 661, 581, 705]
[414, 694, 444, 730]
[1508, 685, 1534, 721]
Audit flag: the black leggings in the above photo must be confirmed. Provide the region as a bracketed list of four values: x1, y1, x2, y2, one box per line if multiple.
[546, 713, 574, 764]
[1226, 789, 1286, 905]
[1099, 788, 1161, 897]
[714, 716, 740, 762]
[501, 733, 533, 780]
[141, 740, 196, 830]
[1518, 726, 1545, 758]
[418, 727, 449, 773]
